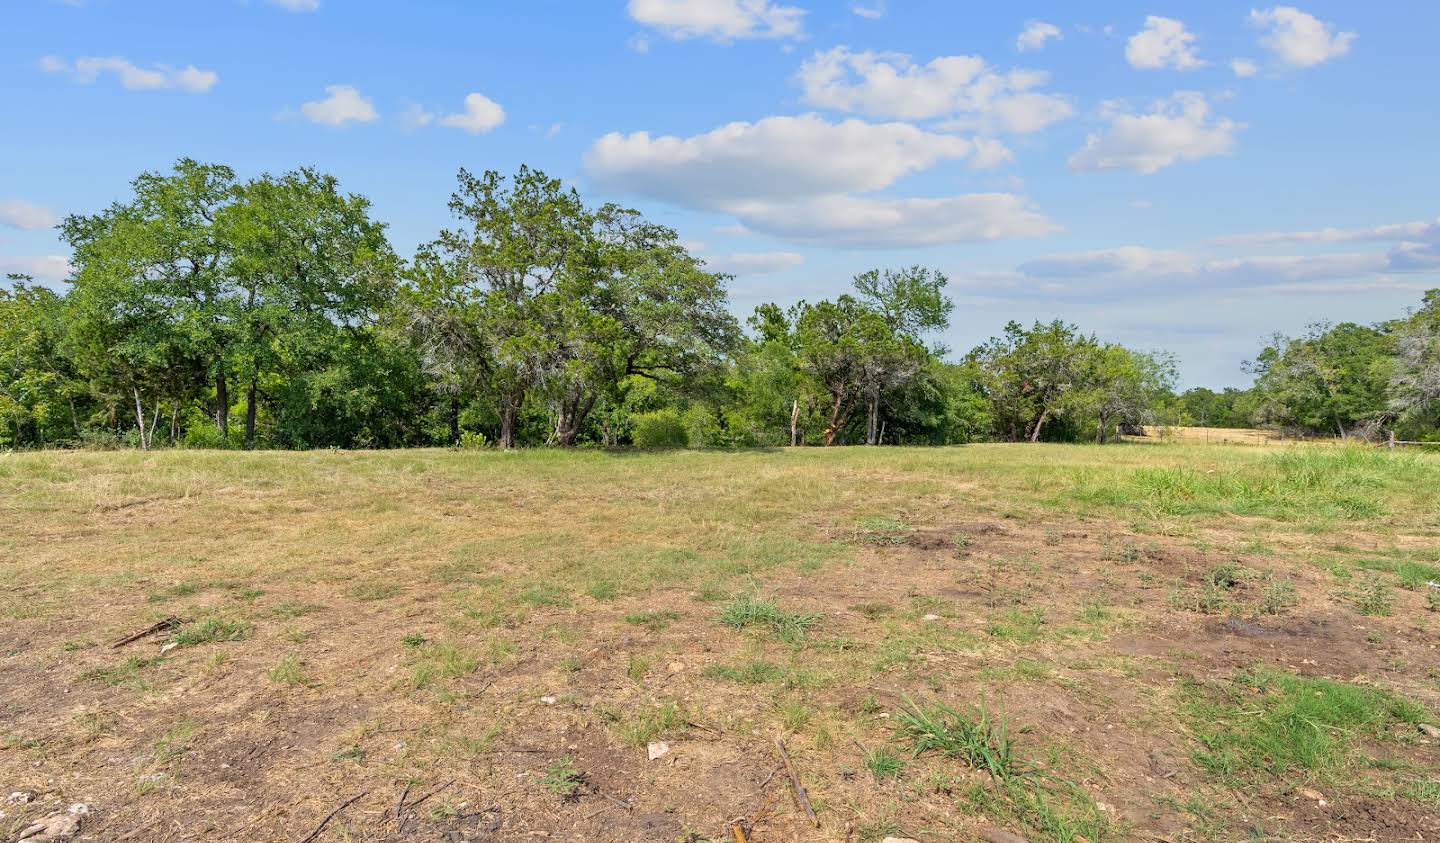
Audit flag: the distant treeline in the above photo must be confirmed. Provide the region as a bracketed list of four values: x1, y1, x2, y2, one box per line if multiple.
[3, 161, 1438, 449]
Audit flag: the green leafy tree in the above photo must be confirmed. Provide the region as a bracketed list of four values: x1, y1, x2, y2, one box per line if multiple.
[1388, 289, 1440, 433]
[1247, 322, 1392, 437]
[968, 320, 1099, 442]
[0, 276, 85, 446]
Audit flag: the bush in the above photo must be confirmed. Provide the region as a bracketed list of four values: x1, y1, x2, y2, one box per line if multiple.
[631, 409, 688, 448]
[458, 430, 489, 449]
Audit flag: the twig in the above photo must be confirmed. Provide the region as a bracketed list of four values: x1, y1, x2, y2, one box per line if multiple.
[773, 738, 819, 828]
[296, 790, 367, 843]
[401, 778, 454, 813]
[110, 616, 184, 648]
[596, 791, 632, 812]
[389, 781, 411, 822]
[731, 821, 749, 843]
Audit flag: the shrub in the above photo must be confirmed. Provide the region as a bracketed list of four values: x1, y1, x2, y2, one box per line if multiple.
[631, 409, 688, 448]
[458, 430, 489, 449]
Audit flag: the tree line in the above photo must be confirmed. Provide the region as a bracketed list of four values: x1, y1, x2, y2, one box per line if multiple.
[2, 160, 1437, 449]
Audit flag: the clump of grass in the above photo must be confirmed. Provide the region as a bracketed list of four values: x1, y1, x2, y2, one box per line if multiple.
[586, 579, 618, 601]
[896, 698, 1024, 782]
[152, 719, 198, 766]
[719, 594, 819, 644]
[1258, 576, 1299, 614]
[270, 601, 321, 619]
[1184, 667, 1431, 784]
[626, 655, 649, 681]
[864, 746, 906, 779]
[986, 608, 1045, 643]
[171, 617, 250, 647]
[517, 584, 571, 608]
[349, 582, 402, 602]
[703, 660, 786, 684]
[1353, 557, 1440, 590]
[542, 756, 583, 799]
[777, 700, 812, 733]
[268, 654, 312, 687]
[852, 602, 893, 620]
[613, 701, 688, 747]
[408, 641, 480, 689]
[147, 581, 207, 603]
[624, 610, 680, 632]
[81, 655, 163, 689]
[856, 516, 912, 545]
[402, 632, 427, 649]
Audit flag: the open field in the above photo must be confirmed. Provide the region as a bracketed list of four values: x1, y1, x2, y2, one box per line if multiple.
[2, 444, 1439, 843]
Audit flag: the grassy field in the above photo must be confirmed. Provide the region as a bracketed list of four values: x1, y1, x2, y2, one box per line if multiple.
[2, 444, 1439, 842]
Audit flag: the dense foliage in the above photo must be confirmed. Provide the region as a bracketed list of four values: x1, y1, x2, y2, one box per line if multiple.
[3, 160, 1437, 449]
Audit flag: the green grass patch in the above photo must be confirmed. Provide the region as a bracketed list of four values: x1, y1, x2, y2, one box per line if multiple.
[1184, 667, 1432, 785]
[170, 617, 250, 647]
[719, 594, 819, 644]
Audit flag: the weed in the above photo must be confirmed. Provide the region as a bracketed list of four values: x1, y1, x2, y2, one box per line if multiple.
[1258, 577, 1298, 614]
[719, 595, 819, 644]
[1350, 575, 1395, 616]
[282, 626, 309, 643]
[987, 608, 1046, 643]
[852, 602, 893, 620]
[558, 655, 582, 672]
[153, 719, 198, 766]
[542, 756, 583, 799]
[402, 632, 427, 648]
[777, 700, 811, 733]
[171, 617, 250, 647]
[627, 655, 649, 681]
[332, 744, 366, 764]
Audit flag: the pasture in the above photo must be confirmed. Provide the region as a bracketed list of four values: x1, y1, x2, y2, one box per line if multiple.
[2, 444, 1438, 842]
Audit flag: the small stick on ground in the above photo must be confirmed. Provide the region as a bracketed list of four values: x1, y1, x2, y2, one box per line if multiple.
[296, 790, 367, 843]
[730, 821, 750, 843]
[388, 781, 411, 823]
[110, 616, 184, 648]
[773, 738, 819, 828]
[400, 778, 454, 814]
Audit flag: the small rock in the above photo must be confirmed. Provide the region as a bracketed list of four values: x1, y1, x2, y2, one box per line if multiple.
[67, 804, 90, 816]
[1418, 723, 1440, 739]
[9, 792, 32, 804]
[647, 741, 670, 761]
[880, 838, 921, 843]
[921, 614, 941, 622]
[1296, 786, 1328, 807]
[667, 661, 685, 674]
[539, 695, 557, 705]
[15, 809, 82, 842]
[160, 642, 178, 654]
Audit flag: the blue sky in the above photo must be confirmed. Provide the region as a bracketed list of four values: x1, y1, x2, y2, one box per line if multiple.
[4, 0, 1439, 387]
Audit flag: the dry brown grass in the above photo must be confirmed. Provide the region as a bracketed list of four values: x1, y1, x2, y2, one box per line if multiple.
[1, 445, 1438, 842]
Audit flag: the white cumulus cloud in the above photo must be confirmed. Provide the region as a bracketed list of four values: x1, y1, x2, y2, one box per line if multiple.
[1125, 16, 1204, 70]
[1016, 20, 1062, 52]
[797, 47, 1072, 133]
[299, 85, 378, 127]
[706, 251, 805, 275]
[439, 93, 506, 134]
[1068, 92, 1239, 174]
[584, 114, 1056, 247]
[586, 114, 975, 204]
[1230, 58, 1258, 77]
[0, 255, 73, 282]
[40, 55, 218, 92]
[0, 199, 58, 231]
[1248, 6, 1354, 68]
[627, 0, 804, 42]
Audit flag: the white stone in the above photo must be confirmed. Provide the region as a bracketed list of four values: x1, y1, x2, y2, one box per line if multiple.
[539, 695, 557, 705]
[647, 741, 670, 761]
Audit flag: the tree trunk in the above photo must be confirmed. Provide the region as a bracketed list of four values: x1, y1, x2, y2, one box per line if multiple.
[244, 381, 258, 450]
[822, 393, 845, 447]
[215, 364, 229, 437]
[789, 399, 800, 447]
[448, 396, 461, 445]
[69, 396, 80, 437]
[1028, 408, 1050, 443]
[878, 420, 886, 445]
[498, 392, 522, 449]
[170, 406, 179, 444]
[865, 390, 880, 446]
[133, 387, 149, 451]
[554, 389, 596, 448]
